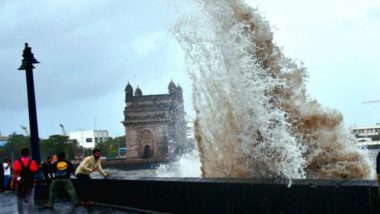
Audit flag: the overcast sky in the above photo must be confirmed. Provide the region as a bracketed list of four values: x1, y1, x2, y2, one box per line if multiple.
[1, 0, 380, 138]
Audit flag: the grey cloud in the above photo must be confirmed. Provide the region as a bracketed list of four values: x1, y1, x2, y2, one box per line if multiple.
[0, 0, 191, 137]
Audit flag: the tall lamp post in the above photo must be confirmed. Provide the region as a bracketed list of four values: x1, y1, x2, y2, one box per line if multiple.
[117, 133, 120, 158]
[18, 43, 41, 165]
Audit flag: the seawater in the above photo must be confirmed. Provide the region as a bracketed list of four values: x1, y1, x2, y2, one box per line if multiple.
[168, 0, 374, 182]
[95, 0, 375, 182]
[94, 148, 378, 180]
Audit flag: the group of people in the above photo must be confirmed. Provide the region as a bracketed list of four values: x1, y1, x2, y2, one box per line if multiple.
[1, 147, 109, 213]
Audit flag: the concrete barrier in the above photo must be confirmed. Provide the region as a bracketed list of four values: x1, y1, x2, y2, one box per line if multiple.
[67, 178, 380, 214]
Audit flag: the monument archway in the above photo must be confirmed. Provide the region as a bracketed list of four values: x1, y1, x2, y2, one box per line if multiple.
[141, 130, 154, 158]
[144, 145, 152, 159]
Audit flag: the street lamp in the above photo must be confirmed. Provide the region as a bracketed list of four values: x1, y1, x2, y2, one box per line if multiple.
[117, 133, 120, 158]
[80, 129, 85, 158]
[18, 43, 41, 164]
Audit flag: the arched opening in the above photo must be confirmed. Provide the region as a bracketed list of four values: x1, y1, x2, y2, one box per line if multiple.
[144, 145, 152, 159]
[140, 130, 154, 158]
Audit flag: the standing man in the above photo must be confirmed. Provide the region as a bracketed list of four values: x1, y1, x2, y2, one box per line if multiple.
[41, 155, 54, 184]
[2, 158, 11, 192]
[10, 148, 38, 214]
[46, 152, 80, 209]
[75, 148, 109, 205]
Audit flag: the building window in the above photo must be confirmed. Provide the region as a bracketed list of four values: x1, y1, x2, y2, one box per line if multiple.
[86, 138, 93, 143]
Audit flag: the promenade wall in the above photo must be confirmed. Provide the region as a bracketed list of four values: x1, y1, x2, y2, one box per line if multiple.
[65, 178, 380, 214]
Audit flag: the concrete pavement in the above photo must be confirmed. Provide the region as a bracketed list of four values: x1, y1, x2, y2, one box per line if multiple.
[0, 191, 136, 214]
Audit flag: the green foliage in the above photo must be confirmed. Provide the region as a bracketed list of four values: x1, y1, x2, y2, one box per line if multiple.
[0, 134, 125, 162]
[95, 136, 125, 158]
[0, 134, 30, 159]
[0, 134, 80, 162]
[40, 135, 79, 161]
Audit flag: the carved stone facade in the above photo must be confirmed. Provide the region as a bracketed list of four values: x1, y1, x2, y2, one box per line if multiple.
[122, 81, 187, 160]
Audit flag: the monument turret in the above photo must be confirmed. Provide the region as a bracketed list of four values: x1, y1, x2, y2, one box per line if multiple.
[125, 82, 133, 100]
[134, 86, 143, 96]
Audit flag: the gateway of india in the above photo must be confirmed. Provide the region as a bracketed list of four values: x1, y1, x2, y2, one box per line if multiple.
[122, 80, 189, 160]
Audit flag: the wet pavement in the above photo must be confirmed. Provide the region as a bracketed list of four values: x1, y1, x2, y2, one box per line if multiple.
[0, 191, 140, 214]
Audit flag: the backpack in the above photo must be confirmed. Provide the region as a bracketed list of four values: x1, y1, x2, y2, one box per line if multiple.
[17, 159, 36, 194]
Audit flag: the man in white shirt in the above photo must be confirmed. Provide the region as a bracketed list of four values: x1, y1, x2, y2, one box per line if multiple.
[3, 158, 11, 191]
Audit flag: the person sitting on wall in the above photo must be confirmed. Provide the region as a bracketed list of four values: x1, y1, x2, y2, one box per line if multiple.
[75, 148, 109, 205]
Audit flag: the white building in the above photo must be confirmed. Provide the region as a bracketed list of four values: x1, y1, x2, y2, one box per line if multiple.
[69, 130, 110, 149]
[350, 123, 380, 139]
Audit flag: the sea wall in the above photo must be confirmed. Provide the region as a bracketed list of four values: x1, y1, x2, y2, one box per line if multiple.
[69, 178, 380, 214]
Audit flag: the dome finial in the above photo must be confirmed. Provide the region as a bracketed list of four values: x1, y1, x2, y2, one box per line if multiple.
[168, 79, 176, 94]
[135, 85, 143, 96]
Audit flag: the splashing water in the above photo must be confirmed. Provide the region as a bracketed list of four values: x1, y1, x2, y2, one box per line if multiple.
[156, 150, 202, 177]
[170, 0, 374, 181]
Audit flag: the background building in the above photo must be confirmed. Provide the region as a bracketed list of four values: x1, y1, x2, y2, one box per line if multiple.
[0, 136, 9, 147]
[350, 124, 380, 140]
[69, 130, 109, 149]
[122, 81, 188, 160]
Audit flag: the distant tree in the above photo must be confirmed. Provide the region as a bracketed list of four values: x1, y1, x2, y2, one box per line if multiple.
[0, 134, 30, 161]
[0, 134, 81, 162]
[40, 135, 79, 161]
[82, 148, 92, 158]
[96, 136, 125, 158]
[95, 140, 109, 157]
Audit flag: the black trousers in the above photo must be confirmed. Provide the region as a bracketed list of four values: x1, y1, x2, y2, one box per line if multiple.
[76, 174, 91, 201]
